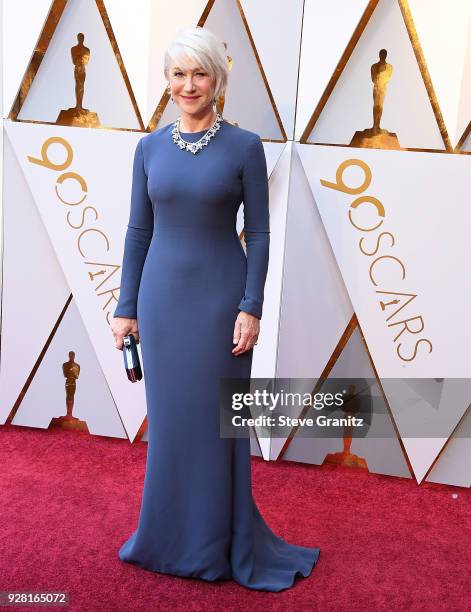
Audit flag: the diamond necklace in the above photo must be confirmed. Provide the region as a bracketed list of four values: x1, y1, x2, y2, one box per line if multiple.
[171, 113, 223, 155]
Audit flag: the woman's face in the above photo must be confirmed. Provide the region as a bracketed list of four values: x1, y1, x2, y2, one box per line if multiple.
[168, 59, 216, 116]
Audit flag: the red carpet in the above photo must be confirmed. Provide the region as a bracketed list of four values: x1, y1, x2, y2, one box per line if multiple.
[1, 423, 469, 611]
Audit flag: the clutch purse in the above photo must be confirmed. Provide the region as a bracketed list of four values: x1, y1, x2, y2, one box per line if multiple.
[123, 334, 143, 382]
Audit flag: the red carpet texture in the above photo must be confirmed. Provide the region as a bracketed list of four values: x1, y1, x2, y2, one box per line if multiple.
[0, 423, 469, 612]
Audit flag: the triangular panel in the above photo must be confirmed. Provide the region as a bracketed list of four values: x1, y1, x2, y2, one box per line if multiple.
[148, 0, 286, 140]
[14, 298, 127, 439]
[5, 120, 147, 440]
[282, 326, 412, 479]
[0, 129, 70, 423]
[10, 0, 143, 130]
[300, 0, 450, 151]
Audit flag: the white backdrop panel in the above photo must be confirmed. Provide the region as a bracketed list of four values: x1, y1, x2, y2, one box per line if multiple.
[147, 0, 209, 127]
[5, 120, 147, 439]
[408, 0, 471, 148]
[0, 128, 70, 423]
[298, 143, 471, 378]
[13, 298, 126, 438]
[251, 142, 291, 382]
[251, 142, 292, 460]
[275, 143, 353, 380]
[157, 0, 283, 139]
[296, 0, 370, 140]
[2, 0, 52, 116]
[283, 327, 412, 479]
[1, 2, 3, 312]
[299, 142, 471, 482]
[240, 0, 303, 139]
[269, 143, 354, 459]
[381, 378, 471, 482]
[103, 0, 151, 125]
[305, 0, 445, 150]
[426, 408, 471, 488]
[17, 0, 141, 129]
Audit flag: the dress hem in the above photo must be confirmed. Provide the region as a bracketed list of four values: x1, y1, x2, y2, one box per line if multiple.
[119, 552, 232, 584]
[118, 546, 320, 593]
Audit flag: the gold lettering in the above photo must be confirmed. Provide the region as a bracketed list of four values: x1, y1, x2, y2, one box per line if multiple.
[376, 290, 417, 322]
[322, 157, 431, 363]
[66, 206, 99, 229]
[77, 228, 110, 258]
[27, 136, 73, 170]
[84, 261, 120, 291]
[55, 172, 88, 205]
[27, 135, 120, 331]
[348, 195, 385, 232]
[388, 315, 425, 342]
[97, 286, 120, 311]
[369, 255, 406, 287]
[397, 338, 433, 362]
[359, 231, 395, 256]
[320, 159, 372, 194]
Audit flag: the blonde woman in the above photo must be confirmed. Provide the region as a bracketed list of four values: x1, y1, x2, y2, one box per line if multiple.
[111, 25, 320, 592]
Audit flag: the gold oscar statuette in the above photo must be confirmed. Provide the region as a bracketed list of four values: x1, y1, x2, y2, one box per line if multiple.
[350, 49, 400, 149]
[56, 33, 101, 127]
[323, 384, 368, 469]
[50, 350, 88, 431]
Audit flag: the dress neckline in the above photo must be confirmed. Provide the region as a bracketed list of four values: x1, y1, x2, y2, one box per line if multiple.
[178, 119, 226, 136]
[179, 128, 208, 135]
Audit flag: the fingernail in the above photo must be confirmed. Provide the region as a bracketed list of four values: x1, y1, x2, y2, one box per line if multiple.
[233, 339, 237, 343]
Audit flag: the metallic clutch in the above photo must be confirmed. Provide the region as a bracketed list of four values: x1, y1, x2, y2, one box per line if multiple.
[123, 334, 142, 382]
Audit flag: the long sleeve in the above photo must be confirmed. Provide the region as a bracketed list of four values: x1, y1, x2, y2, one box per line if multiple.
[113, 138, 154, 319]
[237, 135, 270, 319]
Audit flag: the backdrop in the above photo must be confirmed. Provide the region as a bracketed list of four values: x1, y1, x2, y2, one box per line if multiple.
[1, 0, 470, 488]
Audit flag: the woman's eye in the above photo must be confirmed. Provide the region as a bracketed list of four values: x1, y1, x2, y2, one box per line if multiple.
[173, 71, 206, 77]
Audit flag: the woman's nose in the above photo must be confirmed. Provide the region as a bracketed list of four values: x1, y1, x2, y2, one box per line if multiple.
[183, 77, 196, 90]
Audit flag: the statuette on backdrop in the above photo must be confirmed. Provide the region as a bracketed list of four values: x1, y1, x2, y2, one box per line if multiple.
[323, 383, 368, 469]
[350, 49, 400, 149]
[50, 351, 87, 431]
[216, 42, 238, 127]
[56, 33, 101, 127]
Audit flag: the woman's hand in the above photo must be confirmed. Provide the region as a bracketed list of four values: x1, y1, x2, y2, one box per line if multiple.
[232, 311, 259, 355]
[111, 317, 139, 351]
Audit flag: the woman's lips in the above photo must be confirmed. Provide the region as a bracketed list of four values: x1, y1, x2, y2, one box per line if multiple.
[181, 95, 199, 100]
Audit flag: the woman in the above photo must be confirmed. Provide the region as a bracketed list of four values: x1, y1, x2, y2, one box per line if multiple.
[111, 26, 320, 592]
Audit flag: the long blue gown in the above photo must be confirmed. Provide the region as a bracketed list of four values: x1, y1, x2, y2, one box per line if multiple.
[113, 119, 320, 591]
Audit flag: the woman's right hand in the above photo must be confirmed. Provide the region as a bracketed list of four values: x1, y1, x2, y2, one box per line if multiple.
[111, 317, 139, 351]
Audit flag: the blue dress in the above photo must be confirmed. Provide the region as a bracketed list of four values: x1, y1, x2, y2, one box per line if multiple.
[113, 119, 320, 591]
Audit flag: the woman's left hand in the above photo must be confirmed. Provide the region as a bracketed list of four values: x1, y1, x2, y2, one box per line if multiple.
[232, 311, 259, 355]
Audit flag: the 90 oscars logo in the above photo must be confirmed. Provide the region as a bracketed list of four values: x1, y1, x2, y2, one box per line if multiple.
[321, 158, 433, 363]
[27, 136, 121, 326]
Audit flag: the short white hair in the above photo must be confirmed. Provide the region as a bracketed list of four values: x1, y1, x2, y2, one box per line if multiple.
[164, 26, 229, 99]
